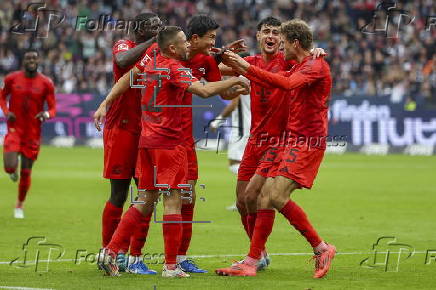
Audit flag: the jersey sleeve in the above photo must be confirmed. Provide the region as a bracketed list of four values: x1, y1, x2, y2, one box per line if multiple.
[245, 59, 325, 91]
[45, 78, 56, 118]
[112, 40, 134, 56]
[0, 74, 12, 115]
[170, 64, 199, 90]
[203, 56, 222, 82]
[244, 56, 256, 65]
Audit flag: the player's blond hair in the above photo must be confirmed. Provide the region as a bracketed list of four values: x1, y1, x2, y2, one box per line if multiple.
[280, 19, 313, 51]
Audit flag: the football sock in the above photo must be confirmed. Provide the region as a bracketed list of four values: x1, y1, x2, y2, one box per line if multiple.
[17, 169, 31, 205]
[240, 214, 250, 238]
[178, 203, 194, 257]
[248, 209, 275, 260]
[101, 201, 123, 247]
[247, 212, 257, 238]
[279, 200, 322, 248]
[107, 207, 142, 254]
[163, 214, 182, 266]
[129, 211, 152, 257]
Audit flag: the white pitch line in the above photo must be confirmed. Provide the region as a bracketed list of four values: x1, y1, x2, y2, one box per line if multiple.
[0, 287, 54, 290]
[0, 251, 428, 265]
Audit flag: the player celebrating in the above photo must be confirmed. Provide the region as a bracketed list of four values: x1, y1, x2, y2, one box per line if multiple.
[95, 26, 248, 277]
[101, 12, 162, 275]
[0, 49, 56, 219]
[216, 19, 336, 278]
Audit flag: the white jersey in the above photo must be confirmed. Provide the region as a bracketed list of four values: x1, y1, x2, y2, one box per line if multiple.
[228, 89, 251, 162]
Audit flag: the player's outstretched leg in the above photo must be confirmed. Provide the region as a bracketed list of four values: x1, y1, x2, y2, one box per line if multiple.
[177, 179, 207, 273]
[162, 189, 190, 278]
[271, 176, 336, 278]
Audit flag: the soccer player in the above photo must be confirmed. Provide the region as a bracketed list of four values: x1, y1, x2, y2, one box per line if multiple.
[0, 49, 56, 219]
[216, 19, 336, 278]
[101, 12, 162, 274]
[95, 26, 248, 277]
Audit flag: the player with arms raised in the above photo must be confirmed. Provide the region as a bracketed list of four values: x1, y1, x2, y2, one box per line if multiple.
[0, 49, 56, 219]
[216, 19, 336, 278]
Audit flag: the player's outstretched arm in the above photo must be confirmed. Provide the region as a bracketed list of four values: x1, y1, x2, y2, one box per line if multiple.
[115, 37, 156, 69]
[187, 77, 249, 99]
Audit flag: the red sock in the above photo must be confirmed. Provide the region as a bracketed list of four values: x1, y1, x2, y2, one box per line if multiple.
[18, 169, 31, 204]
[101, 201, 123, 247]
[240, 214, 250, 238]
[129, 211, 152, 256]
[247, 213, 257, 238]
[248, 209, 275, 260]
[5, 167, 15, 174]
[107, 207, 142, 254]
[163, 214, 182, 265]
[178, 203, 194, 256]
[279, 200, 321, 247]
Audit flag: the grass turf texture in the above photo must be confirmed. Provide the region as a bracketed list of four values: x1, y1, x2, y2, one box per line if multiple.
[0, 146, 435, 289]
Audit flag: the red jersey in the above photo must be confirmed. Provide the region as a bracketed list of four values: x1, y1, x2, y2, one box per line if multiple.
[138, 54, 198, 149]
[0, 71, 56, 140]
[106, 39, 142, 133]
[244, 52, 295, 143]
[180, 53, 221, 145]
[245, 56, 332, 149]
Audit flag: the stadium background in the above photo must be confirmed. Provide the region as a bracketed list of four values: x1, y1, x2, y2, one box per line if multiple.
[0, 0, 435, 155]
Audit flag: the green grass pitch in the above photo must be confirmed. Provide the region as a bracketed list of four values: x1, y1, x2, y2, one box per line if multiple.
[0, 146, 435, 289]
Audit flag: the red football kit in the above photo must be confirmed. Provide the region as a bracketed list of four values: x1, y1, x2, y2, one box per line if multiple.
[245, 56, 332, 188]
[180, 53, 221, 180]
[1, 71, 56, 160]
[237, 52, 295, 181]
[103, 39, 143, 179]
[135, 54, 198, 190]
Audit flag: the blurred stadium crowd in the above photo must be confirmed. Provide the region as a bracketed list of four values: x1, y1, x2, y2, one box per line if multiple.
[0, 0, 434, 105]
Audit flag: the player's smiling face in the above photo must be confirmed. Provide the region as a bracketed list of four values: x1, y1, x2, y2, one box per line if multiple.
[138, 16, 163, 40]
[283, 38, 297, 61]
[257, 25, 280, 55]
[23, 52, 39, 72]
[191, 29, 217, 55]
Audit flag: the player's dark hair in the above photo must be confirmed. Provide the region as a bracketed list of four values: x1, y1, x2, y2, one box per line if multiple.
[186, 15, 219, 40]
[281, 19, 313, 51]
[157, 26, 183, 50]
[134, 12, 158, 23]
[257, 16, 281, 31]
[23, 48, 39, 56]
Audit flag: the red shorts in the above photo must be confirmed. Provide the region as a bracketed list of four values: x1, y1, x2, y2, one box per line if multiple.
[103, 127, 140, 179]
[237, 140, 269, 181]
[269, 143, 325, 189]
[3, 131, 40, 160]
[135, 145, 187, 190]
[255, 146, 281, 178]
[184, 144, 198, 181]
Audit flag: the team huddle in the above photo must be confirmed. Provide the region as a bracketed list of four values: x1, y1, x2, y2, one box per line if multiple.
[1, 12, 335, 279]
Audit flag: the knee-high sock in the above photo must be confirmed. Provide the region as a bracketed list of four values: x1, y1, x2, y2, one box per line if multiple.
[163, 214, 182, 267]
[18, 169, 31, 204]
[101, 201, 123, 247]
[279, 200, 321, 248]
[129, 211, 152, 256]
[248, 209, 275, 260]
[107, 207, 142, 254]
[247, 213, 257, 238]
[178, 203, 194, 256]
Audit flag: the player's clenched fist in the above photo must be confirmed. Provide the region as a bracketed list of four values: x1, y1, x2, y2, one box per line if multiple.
[94, 101, 107, 131]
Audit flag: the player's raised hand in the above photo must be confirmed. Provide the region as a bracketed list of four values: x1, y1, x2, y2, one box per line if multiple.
[35, 111, 50, 122]
[6, 112, 16, 122]
[311, 47, 328, 59]
[94, 101, 107, 131]
[226, 39, 247, 53]
[223, 51, 250, 74]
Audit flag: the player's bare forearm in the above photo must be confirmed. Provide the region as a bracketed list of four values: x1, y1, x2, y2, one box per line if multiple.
[188, 78, 248, 99]
[219, 63, 238, 76]
[115, 37, 156, 68]
[104, 69, 133, 105]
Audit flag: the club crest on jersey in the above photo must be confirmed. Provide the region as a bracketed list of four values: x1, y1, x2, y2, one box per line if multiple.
[117, 43, 129, 51]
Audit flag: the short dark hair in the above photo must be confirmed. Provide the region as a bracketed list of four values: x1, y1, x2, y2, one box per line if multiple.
[23, 48, 39, 57]
[257, 16, 281, 31]
[186, 15, 219, 40]
[157, 26, 183, 50]
[280, 19, 313, 51]
[134, 12, 157, 22]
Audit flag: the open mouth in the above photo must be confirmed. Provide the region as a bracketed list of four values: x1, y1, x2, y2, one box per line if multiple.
[265, 41, 275, 49]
